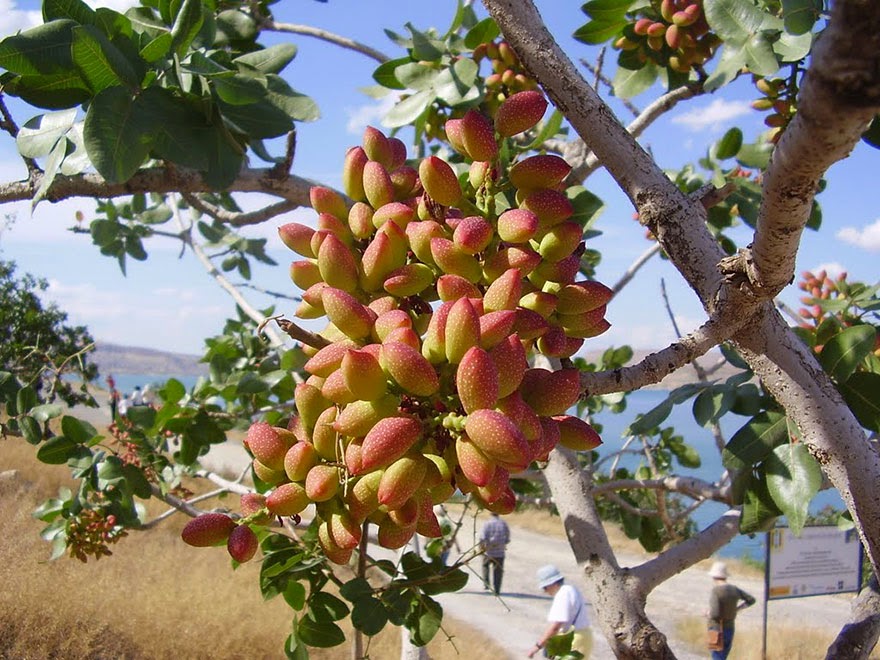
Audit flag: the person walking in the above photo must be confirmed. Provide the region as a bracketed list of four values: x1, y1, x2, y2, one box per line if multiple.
[706, 561, 755, 659]
[527, 565, 591, 659]
[479, 512, 510, 594]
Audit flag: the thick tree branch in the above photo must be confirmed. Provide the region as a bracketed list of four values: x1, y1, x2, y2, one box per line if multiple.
[730, 0, 880, 299]
[826, 577, 880, 660]
[633, 510, 741, 592]
[0, 166, 317, 207]
[579, 316, 728, 395]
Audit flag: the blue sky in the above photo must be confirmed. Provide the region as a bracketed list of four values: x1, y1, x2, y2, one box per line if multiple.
[1, 0, 878, 356]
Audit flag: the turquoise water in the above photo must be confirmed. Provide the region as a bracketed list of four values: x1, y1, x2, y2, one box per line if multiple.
[103, 374, 842, 561]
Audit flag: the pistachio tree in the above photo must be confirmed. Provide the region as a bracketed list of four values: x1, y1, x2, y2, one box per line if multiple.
[1, 1, 879, 658]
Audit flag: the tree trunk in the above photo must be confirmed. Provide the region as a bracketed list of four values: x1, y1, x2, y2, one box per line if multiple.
[826, 577, 880, 660]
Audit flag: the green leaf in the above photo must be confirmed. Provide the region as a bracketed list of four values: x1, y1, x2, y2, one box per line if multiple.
[765, 443, 822, 535]
[838, 372, 880, 431]
[340, 577, 374, 601]
[234, 43, 298, 74]
[464, 17, 499, 49]
[140, 32, 172, 63]
[819, 324, 877, 382]
[283, 581, 306, 610]
[309, 592, 349, 621]
[713, 127, 743, 159]
[573, 19, 626, 45]
[296, 616, 345, 648]
[722, 411, 788, 470]
[1, 70, 91, 110]
[37, 435, 78, 464]
[20, 415, 43, 445]
[384, 89, 434, 128]
[44, 0, 97, 25]
[433, 58, 479, 106]
[735, 140, 773, 168]
[407, 595, 442, 646]
[692, 387, 735, 427]
[83, 86, 153, 183]
[625, 398, 672, 435]
[422, 566, 471, 596]
[862, 115, 880, 150]
[213, 73, 268, 105]
[32, 134, 66, 207]
[774, 29, 812, 62]
[395, 62, 440, 91]
[704, 0, 773, 43]
[781, 0, 821, 35]
[740, 474, 782, 533]
[566, 185, 605, 229]
[351, 596, 389, 636]
[170, 0, 203, 56]
[704, 43, 748, 91]
[613, 61, 658, 99]
[122, 463, 152, 498]
[160, 378, 186, 405]
[406, 23, 443, 61]
[61, 415, 98, 445]
[137, 86, 210, 170]
[17, 109, 77, 158]
[16, 386, 38, 415]
[527, 109, 565, 149]
[373, 57, 410, 90]
[581, 0, 635, 22]
[29, 403, 64, 423]
[0, 20, 77, 76]
[127, 405, 156, 427]
[743, 31, 780, 77]
[71, 25, 139, 93]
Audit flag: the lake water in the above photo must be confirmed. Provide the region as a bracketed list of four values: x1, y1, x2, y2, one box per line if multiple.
[104, 374, 842, 562]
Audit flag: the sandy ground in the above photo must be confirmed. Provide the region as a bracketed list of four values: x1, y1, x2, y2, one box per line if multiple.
[72, 400, 858, 659]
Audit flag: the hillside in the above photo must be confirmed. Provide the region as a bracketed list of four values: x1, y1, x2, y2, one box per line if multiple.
[90, 342, 208, 377]
[89, 342, 739, 390]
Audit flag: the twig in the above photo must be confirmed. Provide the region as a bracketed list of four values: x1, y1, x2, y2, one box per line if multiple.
[273, 317, 331, 349]
[182, 192, 299, 227]
[263, 21, 390, 64]
[611, 242, 662, 295]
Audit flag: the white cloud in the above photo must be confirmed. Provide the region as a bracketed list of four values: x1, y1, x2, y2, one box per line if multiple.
[837, 218, 880, 251]
[345, 96, 397, 135]
[810, 262, 846, 279]
[0, 1, 40, 33]
[44, 279, 227, 353]
[671, 99, 752, 132]
[85, 0, 139, 11]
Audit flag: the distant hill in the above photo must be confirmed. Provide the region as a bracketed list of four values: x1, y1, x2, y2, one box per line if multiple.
[89, 342, 739, 390]
[91, 342, 208, 377]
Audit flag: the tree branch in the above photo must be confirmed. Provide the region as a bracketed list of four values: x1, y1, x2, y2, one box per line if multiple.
[182, 192, 300, 227]
[0, 166, 317, 207]
[263, 21, 390, 64]
[632, 509, 741, 592]
[723, 0, 880, 299]
[593, 475, 729, 504]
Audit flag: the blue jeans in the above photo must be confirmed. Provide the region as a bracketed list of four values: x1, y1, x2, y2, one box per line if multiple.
[711, 623, 735, 660]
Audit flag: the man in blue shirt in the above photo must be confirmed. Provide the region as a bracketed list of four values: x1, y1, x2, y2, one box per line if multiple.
[479, 512, 510, 594]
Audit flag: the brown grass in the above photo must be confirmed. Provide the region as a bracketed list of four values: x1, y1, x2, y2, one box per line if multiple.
[0, 439, 502, 659]
[675, 615, 880, 659]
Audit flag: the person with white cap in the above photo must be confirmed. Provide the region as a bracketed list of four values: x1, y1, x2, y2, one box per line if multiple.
[527, 564, 591, 658]
[707, 560, 755, 659]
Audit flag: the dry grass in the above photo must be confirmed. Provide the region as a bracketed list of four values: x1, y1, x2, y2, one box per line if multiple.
[675, 615, 880, 659]
[0, 439, 502, 660]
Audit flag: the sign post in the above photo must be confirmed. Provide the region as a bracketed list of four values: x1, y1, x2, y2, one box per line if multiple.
[762, 526, 863, 659]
